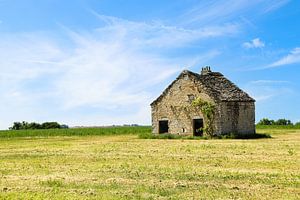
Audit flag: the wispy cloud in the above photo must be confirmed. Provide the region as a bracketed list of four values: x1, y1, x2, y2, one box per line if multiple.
[180, 0, 290, 26]
[263, 0, 290, 13]
[249, 80, 290, 84]
[243, 38, 265, 49]
[267, 47, 300, 68]
[55, 13, 228, 109]
[181, 1, 251, 25]
[244, 79, 292, 102]
[90, 11, 239, 48]
[0, 13, 224, 129]
[246, 87, 292, 102]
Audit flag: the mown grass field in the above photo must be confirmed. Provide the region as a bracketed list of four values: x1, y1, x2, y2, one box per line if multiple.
[0, 127, 299, 199]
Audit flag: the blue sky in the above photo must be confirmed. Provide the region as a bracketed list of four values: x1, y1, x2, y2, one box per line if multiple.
[0, 0, 300, 129]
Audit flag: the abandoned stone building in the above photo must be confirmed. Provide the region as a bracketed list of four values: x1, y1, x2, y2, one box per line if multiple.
[151, 67, 255, 136]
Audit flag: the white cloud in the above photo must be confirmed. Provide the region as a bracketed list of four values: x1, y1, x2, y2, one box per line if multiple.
[0, 14, 225, 129]
[90, 12, 239, 48]
[182, 1, 253, 25]
[249, 80, 290, 84]
[246, 87, 291, 102]
[180, 0, 289, 26]
[267, 47, 300, 68]
[243, 38, 265, 49]
[263, 0, 290, 13]
[243, 80, 292, 102]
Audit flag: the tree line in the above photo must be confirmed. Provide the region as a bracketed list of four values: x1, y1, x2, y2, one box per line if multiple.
[9, 121, 68, 130]
[257, 118, 300, 126]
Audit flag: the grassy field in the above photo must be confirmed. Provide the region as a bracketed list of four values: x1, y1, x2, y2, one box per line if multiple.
[0, 127, 299, 199]
[0, 126, 151, 138]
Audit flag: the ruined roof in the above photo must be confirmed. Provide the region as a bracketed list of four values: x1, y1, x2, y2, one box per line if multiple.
[151, 69, 255, 106]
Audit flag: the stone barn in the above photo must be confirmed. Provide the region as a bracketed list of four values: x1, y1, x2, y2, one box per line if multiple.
[150, 67, 255, 136]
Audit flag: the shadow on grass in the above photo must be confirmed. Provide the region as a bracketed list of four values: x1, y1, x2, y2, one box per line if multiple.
[218, 132, 271, 139]
[139, 132, 271, 140]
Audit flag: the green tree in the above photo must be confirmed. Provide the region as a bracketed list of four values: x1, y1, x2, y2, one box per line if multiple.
[21, 121, 29, 129]
[9, 121, 67, 130]
[9, 122, 22, 130]
[275, 119, 293, 125]
[257, 118, 275, 125]
[27, 122, 42, 129]
[41, 122, 61, 129]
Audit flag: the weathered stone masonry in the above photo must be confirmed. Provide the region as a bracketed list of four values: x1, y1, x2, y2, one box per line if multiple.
[151, 67, 255, 136]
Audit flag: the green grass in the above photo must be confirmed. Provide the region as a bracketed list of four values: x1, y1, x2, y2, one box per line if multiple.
[0, 125, 291, 139]
[0, 126, 151, 138]
[256, 124, 300, 129]
[0, 127, 299, 199]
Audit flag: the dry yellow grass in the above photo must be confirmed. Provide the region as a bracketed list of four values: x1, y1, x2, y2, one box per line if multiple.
[0, 129, 299, 199]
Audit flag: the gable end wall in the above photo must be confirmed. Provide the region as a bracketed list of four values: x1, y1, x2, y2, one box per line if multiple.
[151, 74, 221, 135]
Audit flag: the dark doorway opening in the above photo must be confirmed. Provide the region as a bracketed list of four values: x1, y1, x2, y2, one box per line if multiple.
[159, 120, 169, 134]
[193, 119, 203, 136]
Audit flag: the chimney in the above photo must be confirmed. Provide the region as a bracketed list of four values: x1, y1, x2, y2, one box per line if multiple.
[201, 66, 212, 75]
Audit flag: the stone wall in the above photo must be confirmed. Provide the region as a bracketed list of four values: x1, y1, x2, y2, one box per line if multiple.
[214, 101, 255, 135]
[151, 73, 217, 135]
[222, 102, 255, 134]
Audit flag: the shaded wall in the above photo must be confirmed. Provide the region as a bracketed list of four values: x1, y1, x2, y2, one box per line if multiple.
[218, 101, 255, 134]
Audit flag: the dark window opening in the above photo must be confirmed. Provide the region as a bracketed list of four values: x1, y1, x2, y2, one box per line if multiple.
[187, 94, 195, 103]
[159, 120, 169, 134]
[193, 119, 203, 136]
